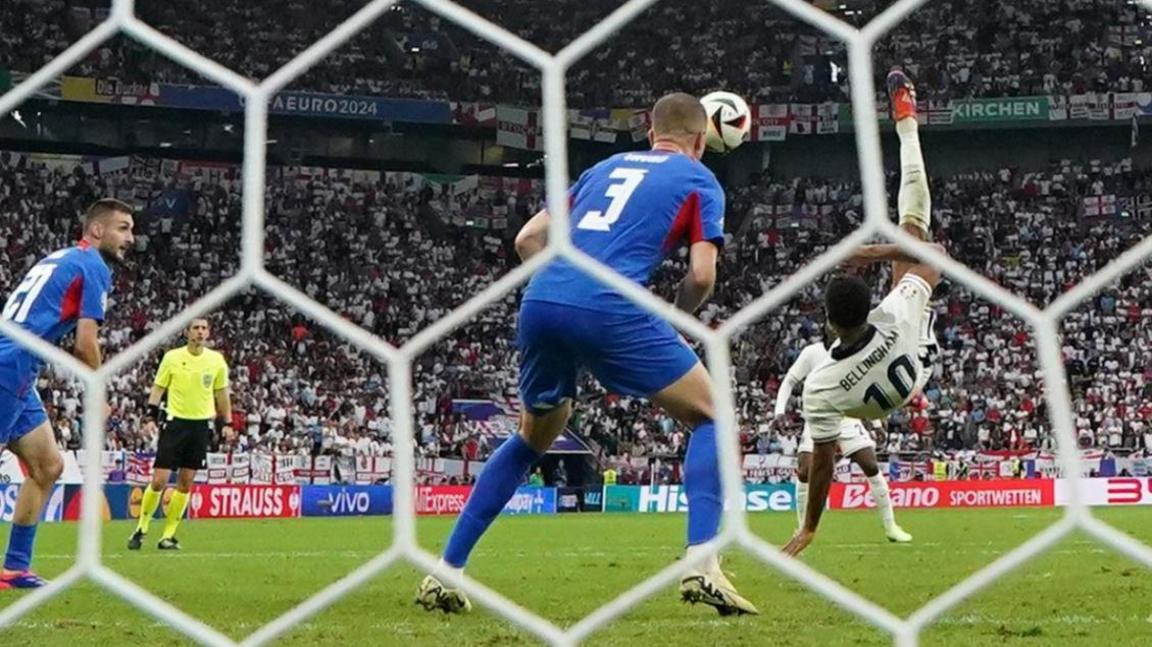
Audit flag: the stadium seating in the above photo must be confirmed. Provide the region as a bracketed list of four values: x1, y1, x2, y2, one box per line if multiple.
[3, 150, 1149, 463]
[2, 0, 1150, 105]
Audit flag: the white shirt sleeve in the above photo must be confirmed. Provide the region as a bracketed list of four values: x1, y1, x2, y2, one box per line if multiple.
[801, 360, 846, 444]
[774, 343, 824, 416]
[869, 274, 932, 335]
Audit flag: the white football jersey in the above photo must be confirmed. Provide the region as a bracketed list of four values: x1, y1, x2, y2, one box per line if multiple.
[773, 342, 830, 417]
[802, 274, 935, 443]
[776, 341, 873, 441]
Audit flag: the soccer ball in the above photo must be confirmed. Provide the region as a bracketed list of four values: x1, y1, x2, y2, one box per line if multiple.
[701, 91, 751, 153]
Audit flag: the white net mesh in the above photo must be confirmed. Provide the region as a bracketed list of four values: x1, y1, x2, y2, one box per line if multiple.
[0, 0, 1150, 644]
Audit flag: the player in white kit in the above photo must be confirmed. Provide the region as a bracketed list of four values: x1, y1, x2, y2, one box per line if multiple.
[784, 69, 944, 557]
[772, 337, 912, 543]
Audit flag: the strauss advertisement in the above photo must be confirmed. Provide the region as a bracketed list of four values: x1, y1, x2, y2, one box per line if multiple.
[189, 485, 301, 519]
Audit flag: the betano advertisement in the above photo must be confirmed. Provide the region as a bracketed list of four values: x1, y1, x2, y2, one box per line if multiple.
[828, 480, 1055, 510]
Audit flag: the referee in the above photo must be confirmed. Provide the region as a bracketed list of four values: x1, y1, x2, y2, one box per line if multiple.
[129, 317, 233, 550]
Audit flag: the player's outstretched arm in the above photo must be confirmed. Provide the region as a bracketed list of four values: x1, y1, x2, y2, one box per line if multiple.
[841, 243, 946, 288]
[514, 210, 550, 262]
[784, 437, 835, 556]
[769, 374, 796, 430]
[673, 241, 718, 313]
[73, 318, 103, 370]
[771, 345, 819, 430]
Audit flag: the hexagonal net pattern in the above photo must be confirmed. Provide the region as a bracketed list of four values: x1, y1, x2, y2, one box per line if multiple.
[2, 0, 1152, 645]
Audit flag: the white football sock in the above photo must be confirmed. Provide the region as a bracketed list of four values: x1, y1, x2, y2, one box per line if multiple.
[685, 542, 720, 574]
[867, 474, 897, 531]
[897, 118, 931, 234]
[795, 481, 809, 530]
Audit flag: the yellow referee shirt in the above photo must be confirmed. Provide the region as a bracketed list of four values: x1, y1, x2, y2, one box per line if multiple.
[154, 347, 229, 421]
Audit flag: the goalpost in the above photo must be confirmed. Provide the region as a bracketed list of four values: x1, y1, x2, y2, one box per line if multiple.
[0, 0, 1150, 644]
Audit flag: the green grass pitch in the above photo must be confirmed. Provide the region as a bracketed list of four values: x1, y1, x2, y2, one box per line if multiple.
[1, 508, 1149, 646]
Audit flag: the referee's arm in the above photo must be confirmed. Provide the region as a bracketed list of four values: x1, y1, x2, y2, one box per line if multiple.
[147, 352, 173, 422]
[213, 360, 235, 444]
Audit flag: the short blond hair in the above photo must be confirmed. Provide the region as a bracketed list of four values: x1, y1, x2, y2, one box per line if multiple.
[651, 93, 707, 138]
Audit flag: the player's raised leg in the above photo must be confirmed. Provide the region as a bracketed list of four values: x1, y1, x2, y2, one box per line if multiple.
[1, 412, 62, 589]
[650, 362, 758, 616]
[887, 68, 933, 286]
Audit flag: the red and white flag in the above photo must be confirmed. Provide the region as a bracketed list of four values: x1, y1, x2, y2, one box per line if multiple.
[752, 104, 788, 141]
[497, 106, 543, 151]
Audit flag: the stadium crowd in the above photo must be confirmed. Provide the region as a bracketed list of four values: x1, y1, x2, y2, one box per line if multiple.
[4, 148, 1152, 466]
[2, 0, 1151, 105]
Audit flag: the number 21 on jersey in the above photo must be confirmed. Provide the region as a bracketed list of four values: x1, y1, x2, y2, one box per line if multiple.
[3, 264, 58, 323]
[576, 168, 648, 232]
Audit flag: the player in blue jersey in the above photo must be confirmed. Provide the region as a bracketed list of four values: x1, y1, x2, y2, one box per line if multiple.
[0, 198, 135, 589]
[417, 93, 759, 616]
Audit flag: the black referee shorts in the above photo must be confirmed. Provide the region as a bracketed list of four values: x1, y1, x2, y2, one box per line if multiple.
[154, 418, 212, 470]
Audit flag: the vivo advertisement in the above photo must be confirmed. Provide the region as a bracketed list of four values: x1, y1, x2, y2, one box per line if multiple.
[301, 485, 393, 517]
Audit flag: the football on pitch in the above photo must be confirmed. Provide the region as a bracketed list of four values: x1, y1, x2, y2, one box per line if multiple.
[701, 91, 751, 153]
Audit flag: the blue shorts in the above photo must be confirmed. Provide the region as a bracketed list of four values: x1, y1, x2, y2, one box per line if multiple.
[0, 387, 47, 446]
[517, 300, 700, 414]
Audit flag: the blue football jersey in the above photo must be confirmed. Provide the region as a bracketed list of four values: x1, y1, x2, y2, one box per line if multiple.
[0, 242, 113, 396]
[522, 151, 725, 311]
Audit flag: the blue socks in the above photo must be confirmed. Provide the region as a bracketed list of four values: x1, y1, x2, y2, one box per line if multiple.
[441, 422, 720, 564]
[4, 523, 37, 572]
[684, 421, 722, 546]
[443, 434, 541, 567]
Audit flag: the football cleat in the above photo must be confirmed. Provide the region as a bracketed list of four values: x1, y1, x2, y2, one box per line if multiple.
[127, 529, 145, 551]
[0, 571, 48, 589]
[679, 567, 760, 616]
[157, 537, 181, 551]
[416, 575, 472, 614]
[886, 68, 918, 122]
[886, 525, 913, 543]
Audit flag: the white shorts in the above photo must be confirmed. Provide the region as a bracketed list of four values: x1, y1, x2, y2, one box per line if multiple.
[798, 418, 875, 457]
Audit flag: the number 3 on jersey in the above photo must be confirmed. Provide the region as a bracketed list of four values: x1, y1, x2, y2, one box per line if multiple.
[2, 264, 57, 323]
[576, 168, 648, 232]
